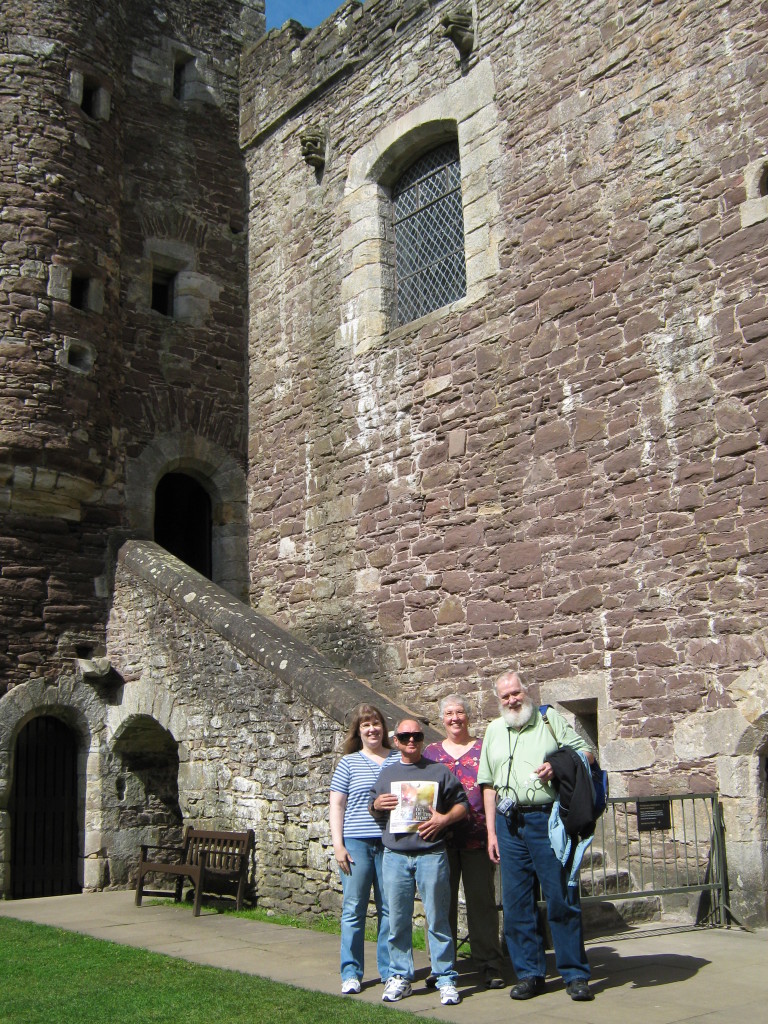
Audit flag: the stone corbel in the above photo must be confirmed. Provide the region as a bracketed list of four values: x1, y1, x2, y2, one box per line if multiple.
[76, 656, 122, 690]
[300, 127, 327, 171]
[441, 6, 474, 60]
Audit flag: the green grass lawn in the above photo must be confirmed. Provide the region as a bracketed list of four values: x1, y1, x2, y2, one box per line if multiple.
[0, 917, 428, 1024]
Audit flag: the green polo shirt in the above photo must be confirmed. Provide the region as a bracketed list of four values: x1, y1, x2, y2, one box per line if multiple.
[478, 707, 594, 806]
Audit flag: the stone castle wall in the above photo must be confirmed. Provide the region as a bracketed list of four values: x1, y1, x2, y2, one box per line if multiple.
[1, 0, 129, 688]
[1, 0, 768, 926]
[104, 541, 427, 914]
[241, 0, 768, 791]
[0, 0, 262, 692]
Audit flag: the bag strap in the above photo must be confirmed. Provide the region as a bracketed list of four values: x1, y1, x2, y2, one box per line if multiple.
[539, 704, 560, 747]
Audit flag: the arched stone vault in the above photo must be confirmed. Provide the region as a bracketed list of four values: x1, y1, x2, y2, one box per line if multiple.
[107, 682, 201, 823]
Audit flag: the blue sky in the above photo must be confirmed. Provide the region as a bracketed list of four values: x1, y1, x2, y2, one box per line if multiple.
[266, 2, 351, 31]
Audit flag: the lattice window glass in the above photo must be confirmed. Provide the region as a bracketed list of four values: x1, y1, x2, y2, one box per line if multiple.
[393, 142, 466, 326]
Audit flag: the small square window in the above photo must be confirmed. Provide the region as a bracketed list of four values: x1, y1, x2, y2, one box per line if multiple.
[152, 269, 176, 316]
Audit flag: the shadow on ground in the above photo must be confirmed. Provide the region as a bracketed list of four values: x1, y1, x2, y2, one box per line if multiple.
[587, 946, 710, 993]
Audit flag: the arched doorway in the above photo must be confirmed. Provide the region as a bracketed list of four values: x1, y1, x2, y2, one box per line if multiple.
[154, 472, 212, 578]
[10, 716, 81, 898]
[125, 433, 248, 599]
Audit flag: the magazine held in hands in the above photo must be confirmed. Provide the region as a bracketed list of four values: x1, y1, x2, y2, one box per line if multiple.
[389, 780, 439, 833]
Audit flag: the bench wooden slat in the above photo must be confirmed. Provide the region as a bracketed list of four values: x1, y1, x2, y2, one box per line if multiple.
[134, 826, 254, 917]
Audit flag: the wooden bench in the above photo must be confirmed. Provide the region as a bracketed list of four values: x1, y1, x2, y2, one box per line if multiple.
[135, 826, 254, 917]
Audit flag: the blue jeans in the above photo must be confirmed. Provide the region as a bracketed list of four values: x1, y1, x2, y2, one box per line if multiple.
[496, 810, 590, 983]
[340, 837, 389, 982]
[382, 847, 457, 987]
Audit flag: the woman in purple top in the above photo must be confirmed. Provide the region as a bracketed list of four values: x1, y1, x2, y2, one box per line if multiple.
[424, 694, 506, 989]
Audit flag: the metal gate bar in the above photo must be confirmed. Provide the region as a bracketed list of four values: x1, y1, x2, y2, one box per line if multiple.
[576, 794, 727, 925]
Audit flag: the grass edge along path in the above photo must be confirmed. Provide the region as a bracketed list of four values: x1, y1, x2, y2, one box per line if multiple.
[0, 917, 426, 1024]
[149, 897, 430, 951]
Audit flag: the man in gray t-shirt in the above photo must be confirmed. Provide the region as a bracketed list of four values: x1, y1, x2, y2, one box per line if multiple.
[369, 719, 468, 1006]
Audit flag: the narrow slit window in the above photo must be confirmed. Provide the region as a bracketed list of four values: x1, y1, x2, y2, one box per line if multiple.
[70, 275, 90, 310]
[80, 78, 98, 118]
[392, 142, 466, 326]
[173, 57, 193, 101]
[151, 269, 176, 316]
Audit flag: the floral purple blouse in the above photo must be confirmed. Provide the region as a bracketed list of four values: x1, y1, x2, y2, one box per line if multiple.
[423, 739, 488, 850]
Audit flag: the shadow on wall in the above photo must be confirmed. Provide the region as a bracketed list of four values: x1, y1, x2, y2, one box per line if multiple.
[296, 612, 402, 697]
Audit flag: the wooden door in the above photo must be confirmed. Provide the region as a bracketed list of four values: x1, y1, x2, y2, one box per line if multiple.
[10, 716, 81, 898]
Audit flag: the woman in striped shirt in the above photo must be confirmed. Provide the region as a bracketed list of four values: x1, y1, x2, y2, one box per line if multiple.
[330, 703, 399, 995]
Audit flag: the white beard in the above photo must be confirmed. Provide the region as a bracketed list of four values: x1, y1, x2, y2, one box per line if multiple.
[500, 700, 535, 730]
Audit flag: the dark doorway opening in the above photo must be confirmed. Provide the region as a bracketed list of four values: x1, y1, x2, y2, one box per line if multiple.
[10, 716, 81, 899]
[154, 472, 212, 579]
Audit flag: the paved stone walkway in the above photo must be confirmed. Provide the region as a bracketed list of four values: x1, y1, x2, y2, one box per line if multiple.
[0, 891, 766, 1023]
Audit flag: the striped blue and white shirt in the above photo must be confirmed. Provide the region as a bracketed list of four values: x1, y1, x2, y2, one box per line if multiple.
[331, 750, 399, 839]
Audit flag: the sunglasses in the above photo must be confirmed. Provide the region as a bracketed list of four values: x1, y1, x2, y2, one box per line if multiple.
[395, 731, 424, 743]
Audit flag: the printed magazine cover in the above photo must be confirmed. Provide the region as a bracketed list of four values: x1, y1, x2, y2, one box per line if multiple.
[390, 780, 439, 833]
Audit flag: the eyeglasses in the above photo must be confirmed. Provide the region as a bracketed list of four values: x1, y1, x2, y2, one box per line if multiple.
[395, 731, 424, 743]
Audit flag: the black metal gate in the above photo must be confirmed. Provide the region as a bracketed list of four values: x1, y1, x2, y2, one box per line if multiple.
[10, 716, 81, 899]
[578, 794, 728, 925]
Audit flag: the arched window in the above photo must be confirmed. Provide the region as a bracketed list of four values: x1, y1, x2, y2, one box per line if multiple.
[154, 472, 212, 579]
[392, 141, 466, 326]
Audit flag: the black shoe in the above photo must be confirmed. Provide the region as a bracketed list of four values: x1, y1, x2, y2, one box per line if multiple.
[510, 977, 545, 1000]
[483, 968, 504, 990]
[566, 979, 593, 1001]
[425, 974, 437, 990]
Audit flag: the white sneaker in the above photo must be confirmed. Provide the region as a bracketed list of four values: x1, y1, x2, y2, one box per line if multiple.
[439, 983, 461, 1005]
[341, 978, 361, 995]
[382, 976, 412, 1002]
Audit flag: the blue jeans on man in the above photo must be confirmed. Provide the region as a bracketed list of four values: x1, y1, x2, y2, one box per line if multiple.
[382, 847, 457, 989]
[496, 809, 590, 983]
[340, 837, 389, 982]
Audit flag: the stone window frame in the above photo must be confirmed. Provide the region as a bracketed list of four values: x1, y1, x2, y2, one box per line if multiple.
[168, 48, 214, 106]
[739, 157, 768, 229]
[56, 338, 96, 375]
[132, 40, 215, 107]
[143, 238, 219, 325]
[69, 70, 111, 122]
[339, 59, 502, 354]
[172, 52, 199, 103]
[47, 265, 104, 314]
[147, 245, 188, 320]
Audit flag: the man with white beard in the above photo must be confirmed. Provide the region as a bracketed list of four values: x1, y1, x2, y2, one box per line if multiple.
[478, 670, 595, 1003]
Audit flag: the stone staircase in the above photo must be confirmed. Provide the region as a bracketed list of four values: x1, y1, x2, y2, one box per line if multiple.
[579, 844, 663, 936]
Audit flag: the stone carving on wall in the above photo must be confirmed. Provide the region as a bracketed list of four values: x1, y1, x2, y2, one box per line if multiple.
[299, 127, 327, 170]
[440, 6, 474, 59]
